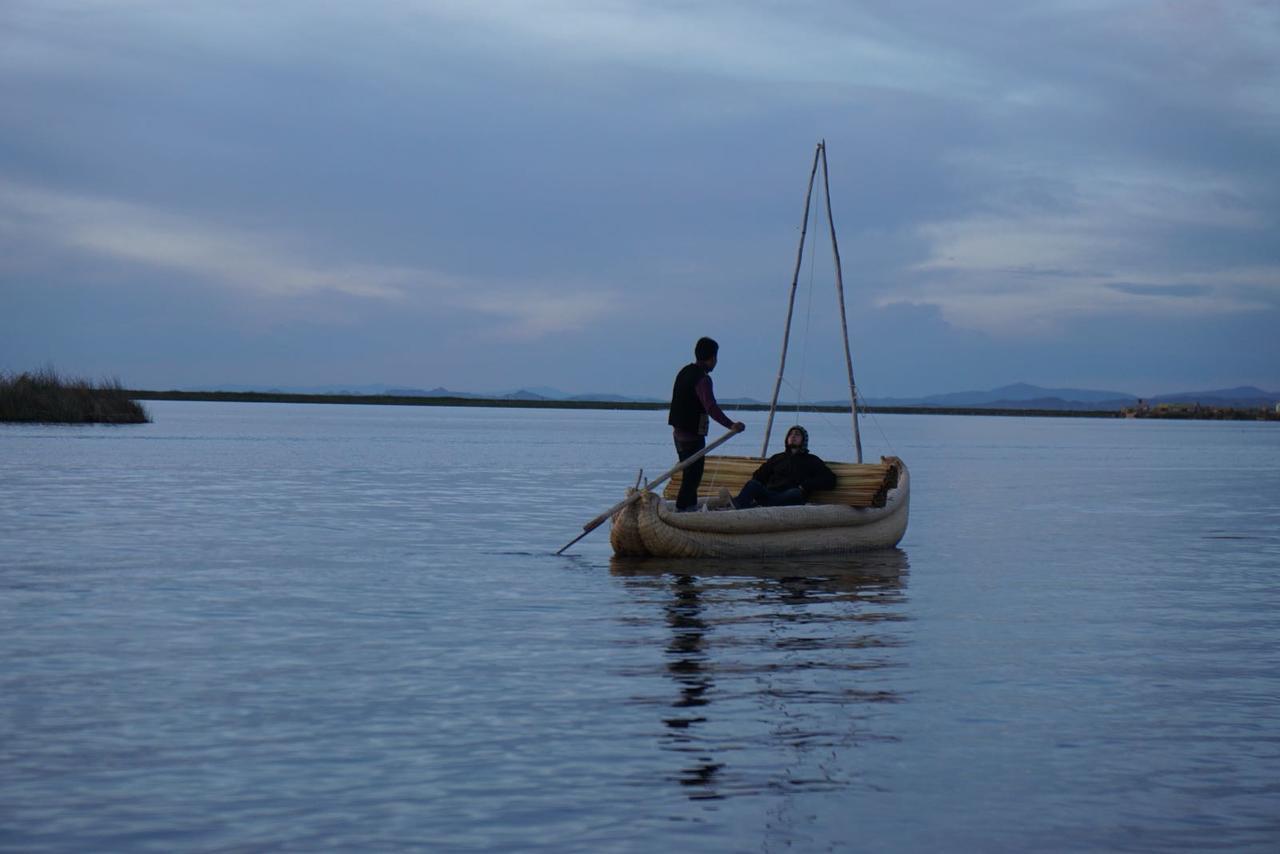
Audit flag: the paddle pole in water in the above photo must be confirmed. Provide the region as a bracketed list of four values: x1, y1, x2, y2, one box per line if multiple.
[555, 426, 743, 555]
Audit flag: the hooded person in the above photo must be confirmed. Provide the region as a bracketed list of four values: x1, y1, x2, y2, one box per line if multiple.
[724, 425, 836, 509]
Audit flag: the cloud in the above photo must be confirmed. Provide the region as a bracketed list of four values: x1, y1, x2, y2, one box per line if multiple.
[884, 261, 1279, 336]
[0, 180, 619, 337]
[460, 288, 618, 339]
[0, 181, 415, 299]
[2, 1, 1278, 394]
[0, 1, 984, 100]
[883, 156, 1280, 333]
[412, 1, 978, 95]
[1105, 283, 1211, 298]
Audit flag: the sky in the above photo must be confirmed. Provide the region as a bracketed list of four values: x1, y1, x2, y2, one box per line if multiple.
[2, 0, 1278, 401]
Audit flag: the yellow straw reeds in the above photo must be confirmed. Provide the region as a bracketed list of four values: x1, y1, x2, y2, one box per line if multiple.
[664, 455, 899, 507]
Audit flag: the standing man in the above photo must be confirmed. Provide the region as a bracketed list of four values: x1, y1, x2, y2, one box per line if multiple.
[668, 337, 746, 511]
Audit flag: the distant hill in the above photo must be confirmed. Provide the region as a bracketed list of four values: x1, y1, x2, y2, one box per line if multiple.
[396, 386, 482, 399]
[860, 383, 1278, 411]
[518, 385, 569, 400]
[197, 383, 482, 398]
[1146, 387, 1279, 408]
[970, 396, 1137, 412]
[863, 383, 1138, 409]
[503, 389, 551, 401]
[569, 392, 667, 403]
[500, 387, 669, 403]
[186, 382, 1278, 411]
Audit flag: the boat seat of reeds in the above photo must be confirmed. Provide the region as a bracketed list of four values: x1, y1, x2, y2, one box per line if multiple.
[665, 455, 902, 508]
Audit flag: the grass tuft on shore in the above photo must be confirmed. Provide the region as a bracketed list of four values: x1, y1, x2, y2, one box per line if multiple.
[0, 368, 150, 424]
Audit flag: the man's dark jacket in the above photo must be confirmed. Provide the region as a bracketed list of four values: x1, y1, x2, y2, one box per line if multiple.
[668, 362, 708, 433]
[751, 450, 837, 496]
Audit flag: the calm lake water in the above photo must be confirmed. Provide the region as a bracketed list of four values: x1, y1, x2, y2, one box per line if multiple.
[2, 401, 1278, 852]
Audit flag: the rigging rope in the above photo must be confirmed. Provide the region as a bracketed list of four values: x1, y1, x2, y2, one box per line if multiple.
[773, 376, 897, 461]
[856, 388, 898, 459]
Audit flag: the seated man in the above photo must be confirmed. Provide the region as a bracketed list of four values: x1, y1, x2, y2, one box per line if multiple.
[729, 425, 836, 509]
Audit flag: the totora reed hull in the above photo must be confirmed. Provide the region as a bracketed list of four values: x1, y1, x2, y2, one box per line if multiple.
[610, 458, 909, 558]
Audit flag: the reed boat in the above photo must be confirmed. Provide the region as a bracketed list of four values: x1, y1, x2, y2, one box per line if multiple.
[608, 142, 910, 559]
[556, 141, 912, 560]
[610, 456, 909, 558]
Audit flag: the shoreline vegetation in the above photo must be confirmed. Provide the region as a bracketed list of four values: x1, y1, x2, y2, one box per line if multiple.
[1, 370, 150, 424]
[123, 390, 1280, 421]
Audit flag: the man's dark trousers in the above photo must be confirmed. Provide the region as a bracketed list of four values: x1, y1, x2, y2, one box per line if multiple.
[674, 436, 705, 511]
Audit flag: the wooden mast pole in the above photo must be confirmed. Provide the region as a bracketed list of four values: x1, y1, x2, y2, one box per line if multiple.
[819, 140, 863, 462]
[762, 142, 822, 458]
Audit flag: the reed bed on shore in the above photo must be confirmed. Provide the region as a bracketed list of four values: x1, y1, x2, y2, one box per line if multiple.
[665, 454, 898, 507]
[0, 368, 150, 424]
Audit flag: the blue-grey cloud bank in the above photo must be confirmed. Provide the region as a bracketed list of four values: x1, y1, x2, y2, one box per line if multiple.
[3, 1, 1278, 400]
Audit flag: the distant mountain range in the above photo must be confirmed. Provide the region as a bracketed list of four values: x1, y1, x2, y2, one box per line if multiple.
[193, 382, 1280, 411]
[194, 383, 669, 403]
[856, 383, 1279, 411]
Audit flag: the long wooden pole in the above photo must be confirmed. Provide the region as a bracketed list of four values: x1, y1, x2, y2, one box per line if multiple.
[555, 426, 743, 555]
[819, 140, 863, 462]
[762, 142, 822, 458]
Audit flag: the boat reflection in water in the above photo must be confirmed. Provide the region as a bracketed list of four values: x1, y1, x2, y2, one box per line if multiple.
[610, 549, 910, 801]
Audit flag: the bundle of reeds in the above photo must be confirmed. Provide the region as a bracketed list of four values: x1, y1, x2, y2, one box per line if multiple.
[664, 454, 899, 508]
[0, 369, 150, 424]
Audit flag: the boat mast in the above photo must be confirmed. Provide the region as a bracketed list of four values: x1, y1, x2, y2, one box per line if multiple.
[820, 141, 863, 463]
[761, 143, 821, 457]
[762, 141, 863, 463]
